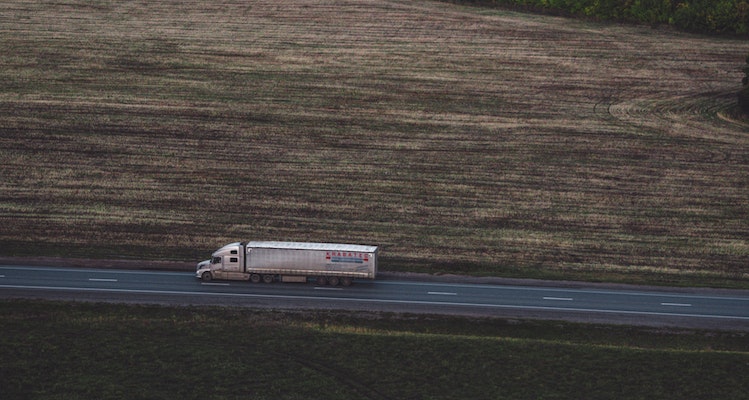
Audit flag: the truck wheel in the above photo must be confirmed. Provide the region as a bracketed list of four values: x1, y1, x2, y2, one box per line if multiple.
[201, 271, 212, 282]
[262, 274, 274, 283]
[341, 277, 353, 287]
[316, 276, 327, 286]
[328, 277, 340, 286]
[250, 274, 261, 283]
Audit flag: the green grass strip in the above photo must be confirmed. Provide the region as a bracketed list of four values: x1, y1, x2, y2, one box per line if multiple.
[1, 300, 747, 399]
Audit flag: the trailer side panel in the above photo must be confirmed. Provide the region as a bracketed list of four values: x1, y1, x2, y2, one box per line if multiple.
[246, 242, 377, 279]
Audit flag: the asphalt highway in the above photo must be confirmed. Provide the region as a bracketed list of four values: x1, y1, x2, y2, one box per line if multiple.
[1, 264, 748, 331]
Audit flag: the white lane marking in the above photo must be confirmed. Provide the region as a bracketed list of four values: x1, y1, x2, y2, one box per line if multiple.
[89, 278, 118, 282]
[0, 265, 188, 277]
[375, 280, 749, 302]
[0, 285, 749, 321]
[2, 284, 748, 321]
[0, 275, 5, 278]
[4, 266, 748, 303]
[543, 297, 573, 301]
[428, 291, 457, 296]
[201, 282, 230, 286]
[315, 287, 343, 291]
[661, 302, 692, 307]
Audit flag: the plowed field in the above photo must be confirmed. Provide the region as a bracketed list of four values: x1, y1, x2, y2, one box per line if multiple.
[1, 0, 748, 285]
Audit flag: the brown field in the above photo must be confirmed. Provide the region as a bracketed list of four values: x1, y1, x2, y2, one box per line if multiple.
[1, 0, 748, 286]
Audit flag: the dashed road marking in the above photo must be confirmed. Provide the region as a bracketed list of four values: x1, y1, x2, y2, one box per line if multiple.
[661, 302, 692, 307]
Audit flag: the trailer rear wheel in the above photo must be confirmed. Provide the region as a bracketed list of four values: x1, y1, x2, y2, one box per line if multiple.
[316, 276, 327, 286]
[201, 271, 212, 282]
[262, 274, 274, 283]
[328, 276, 340, 286]
[250, 274, 261, 283]
[341, 277, 353, 287]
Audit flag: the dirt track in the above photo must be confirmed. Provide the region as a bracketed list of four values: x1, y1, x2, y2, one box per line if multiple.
[1, 0, 748, 284]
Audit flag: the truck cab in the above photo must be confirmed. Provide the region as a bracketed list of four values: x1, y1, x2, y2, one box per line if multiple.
[196, 242, 245, 281]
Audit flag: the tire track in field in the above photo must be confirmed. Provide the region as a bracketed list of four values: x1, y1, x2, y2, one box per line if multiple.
[606, 91, 749, 146]
[278, 351, 392, 400]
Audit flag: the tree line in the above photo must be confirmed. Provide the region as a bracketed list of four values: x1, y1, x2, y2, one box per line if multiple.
[451, 0, 749, 36]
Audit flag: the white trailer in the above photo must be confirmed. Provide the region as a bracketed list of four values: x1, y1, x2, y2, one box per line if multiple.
[196, 241, 378, 286]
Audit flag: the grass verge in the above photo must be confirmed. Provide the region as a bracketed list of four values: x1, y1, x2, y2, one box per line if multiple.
[1, 300, 748, 399]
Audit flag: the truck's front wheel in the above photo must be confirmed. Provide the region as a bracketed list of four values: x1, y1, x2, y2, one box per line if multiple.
[201, 271, 212, 282]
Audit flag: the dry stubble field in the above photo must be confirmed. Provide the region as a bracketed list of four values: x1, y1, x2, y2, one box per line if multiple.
[1, 0, 748, 286]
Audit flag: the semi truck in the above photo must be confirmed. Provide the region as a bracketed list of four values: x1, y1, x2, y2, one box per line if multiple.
[196, 241, 378, 286]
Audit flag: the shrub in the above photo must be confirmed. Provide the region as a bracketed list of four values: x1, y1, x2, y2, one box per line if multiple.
[740, 86, 749, 113]
[628, 0, 676, 25]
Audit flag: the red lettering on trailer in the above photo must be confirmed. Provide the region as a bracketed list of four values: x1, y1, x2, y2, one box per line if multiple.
[326, 251, 369, 261]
